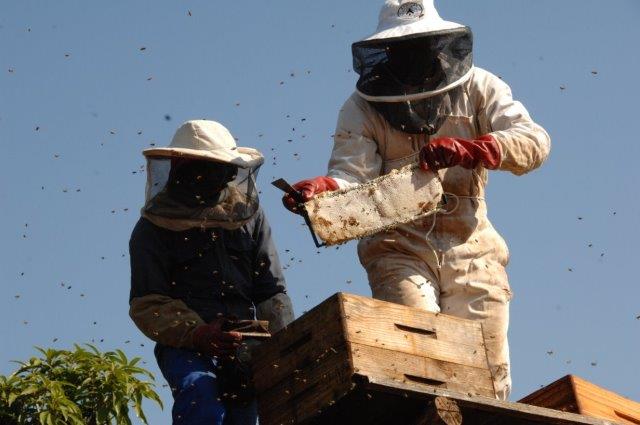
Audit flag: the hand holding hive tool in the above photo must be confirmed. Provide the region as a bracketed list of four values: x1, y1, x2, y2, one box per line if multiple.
[280, 176, 339, 212]
[222, 320, 271, 340]
[274, 165, 445, 247]
[272, 178, 327, 248]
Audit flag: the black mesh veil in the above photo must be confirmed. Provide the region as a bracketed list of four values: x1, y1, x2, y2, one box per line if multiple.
[143, 157, 261, 229]
[352, 27, 473, 134]
[353, 27, 473, 100]
[369, 86, 465, 135]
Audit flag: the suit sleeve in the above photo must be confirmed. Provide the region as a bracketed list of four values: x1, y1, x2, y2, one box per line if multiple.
[474, 70, 551, 176]
[249, 209, 295, 333]
[327, 94, 384, 188]
[128, 219, 204, 348]
[250, 208, 287, 304]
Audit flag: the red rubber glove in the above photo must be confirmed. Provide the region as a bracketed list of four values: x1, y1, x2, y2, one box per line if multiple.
[419, 135, 501, 172]
[282, 176, 339, 213]
[192, 318, 242, 358]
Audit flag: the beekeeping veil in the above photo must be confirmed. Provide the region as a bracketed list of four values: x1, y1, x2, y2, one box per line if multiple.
[353, 0, 473, 134]
[141, 120, 264, 231]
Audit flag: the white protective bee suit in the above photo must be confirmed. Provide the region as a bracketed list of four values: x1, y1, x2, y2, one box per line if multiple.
[327, 0, 550, 400]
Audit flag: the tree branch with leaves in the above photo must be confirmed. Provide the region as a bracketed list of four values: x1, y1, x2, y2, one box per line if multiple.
[0, 345, 162, 425]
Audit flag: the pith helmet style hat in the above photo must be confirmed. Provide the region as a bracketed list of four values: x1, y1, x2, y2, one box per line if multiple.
[365, 0, 463, 41]
[143, 120, 264, 169]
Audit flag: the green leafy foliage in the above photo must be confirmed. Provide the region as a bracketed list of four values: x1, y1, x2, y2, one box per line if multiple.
[0, 345, 162, 424]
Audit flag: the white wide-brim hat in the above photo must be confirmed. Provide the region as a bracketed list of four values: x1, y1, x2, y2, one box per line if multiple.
[364, 0, 464, 41]
[143, 120, 264, 169]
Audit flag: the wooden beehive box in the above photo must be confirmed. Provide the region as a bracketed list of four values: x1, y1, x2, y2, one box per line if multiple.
[252, 292, 496, 425]
[520, 375, 640, 425]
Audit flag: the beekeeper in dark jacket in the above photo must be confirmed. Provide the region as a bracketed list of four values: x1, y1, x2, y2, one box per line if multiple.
[129, 120, 294, 425]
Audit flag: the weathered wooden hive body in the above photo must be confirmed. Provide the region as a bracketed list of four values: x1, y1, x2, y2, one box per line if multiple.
[252, 293, 495, 424]
[252, 293, 629, 425]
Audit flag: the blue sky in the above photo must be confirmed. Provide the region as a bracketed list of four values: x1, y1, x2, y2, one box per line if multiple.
[1, 0, 639, 422]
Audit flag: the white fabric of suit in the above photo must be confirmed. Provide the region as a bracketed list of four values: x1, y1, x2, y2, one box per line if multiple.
[327, 67, 551, 400]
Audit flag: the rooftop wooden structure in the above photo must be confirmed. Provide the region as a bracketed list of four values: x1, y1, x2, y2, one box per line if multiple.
[309, 376, 617, 424]
[521, 375, 640, 425]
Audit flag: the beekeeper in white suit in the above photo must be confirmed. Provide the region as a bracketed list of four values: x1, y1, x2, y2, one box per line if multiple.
[284, 0, 550, 399]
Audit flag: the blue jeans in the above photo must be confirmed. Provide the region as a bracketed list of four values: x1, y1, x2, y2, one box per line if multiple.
[155, 345, 258, 425]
